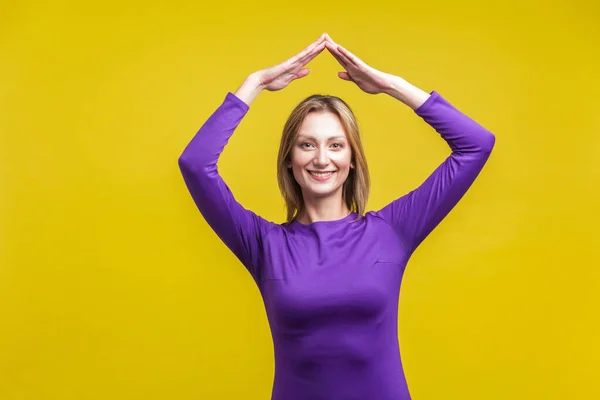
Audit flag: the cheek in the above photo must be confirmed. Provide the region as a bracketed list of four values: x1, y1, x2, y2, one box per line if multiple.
[332, 151, 353, 168]
[288, 154, 305, 179]
[290, 151, 310, 168]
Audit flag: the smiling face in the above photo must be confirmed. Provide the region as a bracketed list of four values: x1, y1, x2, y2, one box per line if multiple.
[277, 94, 370, 223]
[287, 111, 354, 200]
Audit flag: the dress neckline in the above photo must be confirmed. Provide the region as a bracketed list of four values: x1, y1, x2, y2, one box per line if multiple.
[290, 211, 358, 229]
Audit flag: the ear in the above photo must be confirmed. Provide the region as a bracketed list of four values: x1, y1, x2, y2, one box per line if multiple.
[287, 161, 292, 168]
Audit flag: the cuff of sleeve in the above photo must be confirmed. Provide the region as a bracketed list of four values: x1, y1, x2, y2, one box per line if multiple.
[226, 92, 250, 112]
[414, 90, 442, 115]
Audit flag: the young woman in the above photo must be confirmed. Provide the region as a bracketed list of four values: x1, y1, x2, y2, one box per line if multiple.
[179, 33, 495, 400]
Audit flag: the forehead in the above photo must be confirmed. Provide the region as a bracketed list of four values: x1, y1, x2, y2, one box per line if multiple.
[297, 111, 347, 139]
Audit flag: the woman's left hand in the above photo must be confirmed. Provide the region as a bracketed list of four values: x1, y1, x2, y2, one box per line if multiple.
[324, 34, 392, 95]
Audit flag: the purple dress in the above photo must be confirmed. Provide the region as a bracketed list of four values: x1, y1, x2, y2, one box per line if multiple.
[178, 91, 495, 399]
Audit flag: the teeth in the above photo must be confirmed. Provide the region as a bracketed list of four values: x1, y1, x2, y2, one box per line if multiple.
[309, 171, 333, 178]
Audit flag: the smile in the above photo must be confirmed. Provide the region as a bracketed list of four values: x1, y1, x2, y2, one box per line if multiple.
[308, 170, 335, 181]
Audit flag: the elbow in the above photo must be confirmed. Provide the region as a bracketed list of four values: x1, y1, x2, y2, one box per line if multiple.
[178, 153, 191, 172]
[178, 152, 202, 175]
[178, 152, 214, 179]
[480, 131, 496, 154]
[456, 130, 496, 156]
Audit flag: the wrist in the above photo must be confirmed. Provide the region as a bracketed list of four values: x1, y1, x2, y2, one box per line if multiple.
[385, 75, 430, 110]
[234, 75, 264, 106]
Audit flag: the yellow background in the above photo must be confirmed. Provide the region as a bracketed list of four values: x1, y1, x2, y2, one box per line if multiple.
[1, 0, 599, 398]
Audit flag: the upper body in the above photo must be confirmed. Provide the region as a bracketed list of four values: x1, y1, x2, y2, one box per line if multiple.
[178, 34, 495, 400]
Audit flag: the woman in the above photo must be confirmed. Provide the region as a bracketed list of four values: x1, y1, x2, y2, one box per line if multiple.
[179, 33, 495, 400]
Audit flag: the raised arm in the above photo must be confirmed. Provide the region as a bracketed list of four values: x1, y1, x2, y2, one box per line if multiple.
[376, 89, 495, 253]
[178, 92, 272, 281]
[178, 34, 327, 281]
[324, 35, 496, 253]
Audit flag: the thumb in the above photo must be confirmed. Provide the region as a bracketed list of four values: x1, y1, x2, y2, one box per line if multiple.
[293, 68, 310, 80]
[338, 71, 352, 81]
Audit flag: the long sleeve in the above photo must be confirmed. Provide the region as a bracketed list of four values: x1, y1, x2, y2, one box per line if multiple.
[178, 92, 276, 281]
[375, 91, 496, 253]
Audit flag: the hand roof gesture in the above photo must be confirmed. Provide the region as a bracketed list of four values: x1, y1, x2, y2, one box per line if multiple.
[249, 33, 392, 95]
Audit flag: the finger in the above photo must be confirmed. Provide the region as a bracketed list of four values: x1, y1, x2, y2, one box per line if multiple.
[314, 33, 327, 45]
[324, 38, 351, 66]
[325, 37, 359, 68]
[337, 45, 362, 68]
[269, 42, 322, 81]
[297, 41, 326, 66]
[284, 41, 324, 73]
[324, 35, 346, 59]
[330, 51, 349, 69]
[325, 42, 350, 69]
[287, 34, 326, 66]
[302, 33, 327, 54]
[324, 36, 341, 54]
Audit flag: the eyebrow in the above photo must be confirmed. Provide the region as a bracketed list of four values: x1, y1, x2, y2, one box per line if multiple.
[297, 135, 346, 140]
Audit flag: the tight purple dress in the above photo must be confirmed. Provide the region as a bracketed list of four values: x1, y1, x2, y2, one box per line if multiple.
[178, 91, 495, 399]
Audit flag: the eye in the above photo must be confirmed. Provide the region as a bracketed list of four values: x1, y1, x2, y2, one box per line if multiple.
[332, 143, 343, 149]
[299, 142, 313, 148]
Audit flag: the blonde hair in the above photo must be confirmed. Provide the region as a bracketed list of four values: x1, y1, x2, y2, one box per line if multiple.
[276, 94, 370, 223]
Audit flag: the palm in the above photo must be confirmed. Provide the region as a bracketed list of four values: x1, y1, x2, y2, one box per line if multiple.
[344, 65, 389, 94]
[254, 35, 326, 92]
[323, 34, 390, 95]
[260, 65, 307, 91]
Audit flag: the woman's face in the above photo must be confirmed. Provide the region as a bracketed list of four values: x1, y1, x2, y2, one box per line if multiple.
[287, 111, 354, 200]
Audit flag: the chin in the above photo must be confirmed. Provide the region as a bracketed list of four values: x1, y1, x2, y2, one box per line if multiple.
[304, 183, 343, 197]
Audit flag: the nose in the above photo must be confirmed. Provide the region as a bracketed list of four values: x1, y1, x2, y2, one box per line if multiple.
[313, 147, 330, 167]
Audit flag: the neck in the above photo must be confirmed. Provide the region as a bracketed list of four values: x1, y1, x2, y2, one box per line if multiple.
[297, 193, 350, 224]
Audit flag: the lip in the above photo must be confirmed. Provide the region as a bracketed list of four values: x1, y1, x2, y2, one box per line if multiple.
[307, 170, 336, 182]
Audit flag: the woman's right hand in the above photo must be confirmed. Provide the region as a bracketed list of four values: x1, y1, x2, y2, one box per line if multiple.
[254, 33, 326, 91]
[235, 34, 326, 105]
